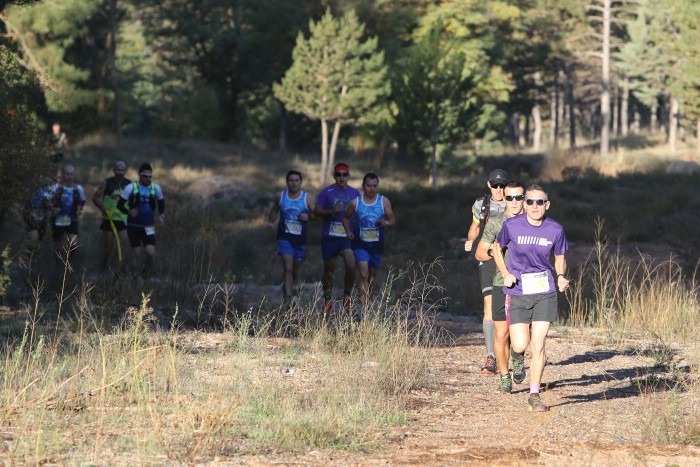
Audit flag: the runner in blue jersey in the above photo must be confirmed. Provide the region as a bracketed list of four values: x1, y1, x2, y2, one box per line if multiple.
[342, 173, 396, 307]
[49, 165, 86, 261]
[493, 184, 570, 413]
[267, 170, 315, 303]
[313, 163, 360, 314]
[23, 175, 53, 254]
[116, 162, 165, 280]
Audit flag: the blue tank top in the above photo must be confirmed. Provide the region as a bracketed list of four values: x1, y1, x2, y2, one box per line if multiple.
[353, 194, 385, 254]
[129, 182, 157, 227]
[277, 190, 309, 245]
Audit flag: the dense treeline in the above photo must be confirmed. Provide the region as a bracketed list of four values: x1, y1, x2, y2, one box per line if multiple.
[2, 0, 700, 172]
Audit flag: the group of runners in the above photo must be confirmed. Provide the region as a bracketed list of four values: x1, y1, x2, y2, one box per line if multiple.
[23, 160, 166, 281]
[23, 150, 569, 412]
[267, 163, 396, 313]
[465, 169, 570, 412]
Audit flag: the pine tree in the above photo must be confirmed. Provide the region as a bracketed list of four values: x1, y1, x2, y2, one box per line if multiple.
[273, 9, 390, 184]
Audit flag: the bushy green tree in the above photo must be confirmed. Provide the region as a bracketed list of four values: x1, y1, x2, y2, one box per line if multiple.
[0, 46, 50, 226]
[662, 0, 700, 144]
[274, 9, 390, 184]
[393, 29, 482, 188]
[392, 1, 511, 184]
[4, 0, 102, 114]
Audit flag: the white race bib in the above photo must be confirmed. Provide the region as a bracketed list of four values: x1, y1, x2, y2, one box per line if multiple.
[359, 228, 379, 242]
[54, 215, 71, 227]
[521, 271, 550, 295]
[329, 222, 346, 237]
[284, 219, 302, 235]
[145, 226, 155, 236]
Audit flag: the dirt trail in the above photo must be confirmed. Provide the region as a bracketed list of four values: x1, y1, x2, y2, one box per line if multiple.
[236, 316, 700, 466]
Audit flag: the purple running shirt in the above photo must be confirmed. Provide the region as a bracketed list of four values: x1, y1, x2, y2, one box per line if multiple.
[316, 184, 360, 238]
[496, 214, 568, 296]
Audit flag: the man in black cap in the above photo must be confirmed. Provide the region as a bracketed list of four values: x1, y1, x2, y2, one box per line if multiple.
[464, 168, 509, 374]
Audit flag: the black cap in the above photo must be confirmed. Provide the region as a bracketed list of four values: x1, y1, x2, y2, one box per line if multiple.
[488, 169, 509, 185]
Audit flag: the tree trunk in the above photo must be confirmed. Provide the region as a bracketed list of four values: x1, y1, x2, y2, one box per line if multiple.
[328, 120, 342, 179]
[651, 102, 658, 135]
[633, 110, 640, 134]
[621, 78, 629, 136]
[352, 127, 364, 155]
[430, 113, 438, 189]
[600, 0, 611, 156]
[611, 85, 618, 137]
[321, 119, 329, 185]
[550, 78, 560, 147]
[558, 72, 565, 144]
[566, 64, 576, 150]
[371, 130, 389, 169]
[109, 0, 122, 144]
[532, 104, 542, 151]
[669, 97, 679, 153]
[507, 112, 518, 146]
[518, 114, 526, 147]
[278, 103, 287, 153]
[550, 89, 557, 147]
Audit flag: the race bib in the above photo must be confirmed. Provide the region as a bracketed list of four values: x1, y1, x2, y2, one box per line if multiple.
[359, 228, 379, 242]
[145, 226, 155, 236]
[329, 222, 346, 237]
[284, 219, 302, 235]
[521, 271, 550, 295]
[54, 215, 71, 227]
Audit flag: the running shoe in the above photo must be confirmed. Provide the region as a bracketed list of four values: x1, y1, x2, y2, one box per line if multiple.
[480, 355, 497, 375]
[527, 393, 548, 412]
[511, 350, 526, 384]
[497, 374, 512, 394]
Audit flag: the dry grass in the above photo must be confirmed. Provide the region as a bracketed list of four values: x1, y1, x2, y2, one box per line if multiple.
[0, 258, 441, 463]
[563, 218, 700, 448]
[3, 136, 700, 460]
[565, 218, 700, 344]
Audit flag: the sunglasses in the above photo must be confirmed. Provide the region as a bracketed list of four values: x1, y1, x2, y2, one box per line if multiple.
[140, 173, 153, 178]
[335, 172, 349, 177]
[526, 199, 547, 206]
[505, 195, 525, 201]
[491, 183, 505, 189]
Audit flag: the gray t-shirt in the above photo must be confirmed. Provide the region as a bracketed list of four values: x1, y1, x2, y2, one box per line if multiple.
[471, 197, 506, 224]
[481, 211, 516, 286]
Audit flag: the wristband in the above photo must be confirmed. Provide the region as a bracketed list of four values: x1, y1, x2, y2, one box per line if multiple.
[557, 273, 565, 279]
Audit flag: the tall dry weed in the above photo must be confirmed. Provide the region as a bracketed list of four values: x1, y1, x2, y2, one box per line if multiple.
[0, 261, 441, 462]
[565, 218, 700, 344]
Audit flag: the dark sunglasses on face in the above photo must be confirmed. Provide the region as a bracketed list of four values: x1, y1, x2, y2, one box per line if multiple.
[491, 183, 505, 189]
[526, 198, 547, 206]
[140, 173, 153, 178]
[505, 195, 525, 201]
[335, 172, 349, 177]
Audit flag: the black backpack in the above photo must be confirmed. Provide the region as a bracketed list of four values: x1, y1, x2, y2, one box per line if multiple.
[475, 194, 492, 243]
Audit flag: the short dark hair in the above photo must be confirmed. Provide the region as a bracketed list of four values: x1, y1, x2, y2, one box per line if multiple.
[286, 170, 302, 182]
[362, 172, 379, 185]
[505, 180, 524, 189]
[139, 163, 153, 173]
